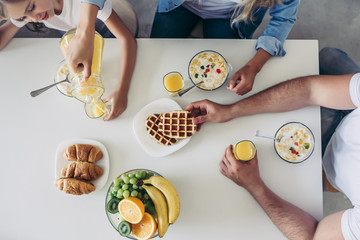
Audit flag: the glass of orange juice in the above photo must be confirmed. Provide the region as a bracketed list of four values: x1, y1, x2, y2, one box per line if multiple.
[163, 72, 184, 96]
[233, 140, 256, 162]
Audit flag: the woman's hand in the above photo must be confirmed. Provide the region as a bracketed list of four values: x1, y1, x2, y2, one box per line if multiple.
[227, 63, 258, 95]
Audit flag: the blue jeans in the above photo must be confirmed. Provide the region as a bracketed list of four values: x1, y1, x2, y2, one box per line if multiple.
[319, 47, 360, 155]
[150, 5, 267, 39]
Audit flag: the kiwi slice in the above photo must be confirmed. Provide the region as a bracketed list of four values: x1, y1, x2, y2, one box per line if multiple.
[118, 221, 131, 237]
[106, 198, 120, 214]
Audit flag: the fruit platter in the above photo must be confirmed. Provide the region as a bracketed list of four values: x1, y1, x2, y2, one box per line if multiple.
[105, 169, 180, 240]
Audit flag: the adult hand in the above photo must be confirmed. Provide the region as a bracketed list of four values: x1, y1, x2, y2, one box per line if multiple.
[65, 32, 94, 81]
[185, 99, 233, 131]
[103, 89, 127, 121]
[227, 64, 257, 95]
[219, 145, 262, 192]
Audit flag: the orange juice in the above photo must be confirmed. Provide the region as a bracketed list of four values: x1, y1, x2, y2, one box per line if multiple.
[163, 72, 184, 92]
[60, 29, 104, 75]
[233, 140, 256, 161]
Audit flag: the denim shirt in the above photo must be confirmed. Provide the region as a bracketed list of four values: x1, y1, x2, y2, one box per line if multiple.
[81, 0, 105, 10]
[157, 0, 300, 56]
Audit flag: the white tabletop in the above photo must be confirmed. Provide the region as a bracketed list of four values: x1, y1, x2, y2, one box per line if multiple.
[0, 38, 321, 240]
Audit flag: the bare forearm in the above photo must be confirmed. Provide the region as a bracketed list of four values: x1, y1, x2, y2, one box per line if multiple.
[77, 2, 98, 35]
[229, 76, 312, 119]
[247, 48, 272, 73]
[116, 36, 137, 94]
[250, 182, 318, 240]
[0, 21, 20, 50]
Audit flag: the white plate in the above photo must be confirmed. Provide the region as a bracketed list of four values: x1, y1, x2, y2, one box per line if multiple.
[133, 98, 191, 157]
[55, 139, 110, 192]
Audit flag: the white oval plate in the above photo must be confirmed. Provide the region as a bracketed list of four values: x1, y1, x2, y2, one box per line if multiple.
[133, 98, 191, 157]
[55, 139, 109, 192]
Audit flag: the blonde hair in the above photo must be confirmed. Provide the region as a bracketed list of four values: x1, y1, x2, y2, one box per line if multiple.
[232, 0, 283, 24]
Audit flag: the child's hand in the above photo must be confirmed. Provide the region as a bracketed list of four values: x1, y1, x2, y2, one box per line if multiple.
[185, 99, 233, 131]
[227, 64, 258, 95]
[103, 90, 127, 121]
[65, 33, 94, 81]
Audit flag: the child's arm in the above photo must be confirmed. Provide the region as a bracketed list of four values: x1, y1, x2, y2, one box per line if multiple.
[0, 21, 21, 50]
[65, 2, 100, 80]
[102, 10, 137, 121]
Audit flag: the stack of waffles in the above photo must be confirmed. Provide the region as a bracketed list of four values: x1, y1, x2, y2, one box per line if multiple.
[146, 110, 196, 146]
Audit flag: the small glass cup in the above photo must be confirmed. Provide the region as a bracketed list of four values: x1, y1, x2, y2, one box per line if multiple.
[233, 140, 256, 162]
[70, 73, 105, 104]
[85, 99, 111, 119]
[163, 72, 184, 96]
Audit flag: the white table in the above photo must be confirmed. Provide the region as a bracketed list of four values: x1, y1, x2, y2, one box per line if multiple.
[0, 39, 321, 240]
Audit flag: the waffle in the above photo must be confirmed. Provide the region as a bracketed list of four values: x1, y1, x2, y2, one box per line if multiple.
[146, 114, 179, 146]
[159, 110, 196, 139]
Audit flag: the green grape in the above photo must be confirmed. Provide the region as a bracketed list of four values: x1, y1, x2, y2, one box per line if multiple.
[138, 186, 143, 190]
[135, 171, 142, 178]
[144, 193, 150, 200]
[117, 189, 124, 199]
[113, 178, 121, 187]
[141, 171, 147, 179]
[128, 173, 135, 178]
[137, 192, 143, 199]
[123, 190, 130, 198]
[122, 184, 129, 190]
[123, 176, 130, 184]
[146, 172, 154, 178]
[132, 184, 138, 189]
[131, 190, 138, 197]
[112, 185, 120, 194]
[130, 178, 137, 185]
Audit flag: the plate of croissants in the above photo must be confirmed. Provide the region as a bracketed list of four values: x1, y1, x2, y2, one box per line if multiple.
[54, 139, 109, 195]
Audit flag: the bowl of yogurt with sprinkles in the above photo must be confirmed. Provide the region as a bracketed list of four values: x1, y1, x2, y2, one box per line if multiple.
[274, 122, 315, 164]
[188, 50, 230, 91]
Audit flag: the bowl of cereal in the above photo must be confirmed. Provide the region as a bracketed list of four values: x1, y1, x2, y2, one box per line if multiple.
[188, 50, 230, 91]
[274, 122, 315, 164]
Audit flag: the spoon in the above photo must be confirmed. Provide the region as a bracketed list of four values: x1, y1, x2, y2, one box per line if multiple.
[255, 130, 282, 142]
[30, 74, 70, 97]
[178, 80, 204, 97]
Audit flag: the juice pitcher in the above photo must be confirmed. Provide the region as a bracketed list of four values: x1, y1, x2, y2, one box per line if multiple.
[60, 28, 108, 118]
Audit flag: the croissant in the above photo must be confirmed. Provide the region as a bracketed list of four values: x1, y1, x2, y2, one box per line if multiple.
[61, 162, 103, 181]
[63, 144, 103, 163]
[54, 178, 95, 195]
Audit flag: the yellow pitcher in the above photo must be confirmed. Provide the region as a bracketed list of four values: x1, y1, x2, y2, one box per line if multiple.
[60, 29, 107, 118]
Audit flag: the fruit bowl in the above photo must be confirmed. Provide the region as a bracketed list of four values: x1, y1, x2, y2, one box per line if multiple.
[188, 50, 231, 91]
[105, 169, 180, 239]
[274, 122, 315, 164]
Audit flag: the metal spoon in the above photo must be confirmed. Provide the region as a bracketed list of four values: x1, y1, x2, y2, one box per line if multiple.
[30, 74, 70, 97]
[255, 130, 282, 142]
[178, 80, 204, 97]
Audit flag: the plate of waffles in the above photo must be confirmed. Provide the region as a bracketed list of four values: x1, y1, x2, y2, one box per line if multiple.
[133, 98, 196, 157]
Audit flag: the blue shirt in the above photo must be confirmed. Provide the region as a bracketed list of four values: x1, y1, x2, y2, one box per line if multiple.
[81, 0, 105, 10]
[157, 0, 300, 56]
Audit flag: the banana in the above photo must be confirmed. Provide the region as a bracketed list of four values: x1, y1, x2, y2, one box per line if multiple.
[143, 176, 180, 224]
[142, 185, 169, 237]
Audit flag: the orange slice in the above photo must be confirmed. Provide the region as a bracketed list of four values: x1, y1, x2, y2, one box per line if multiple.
[118, 197, 145, 224]
[132, 212, 157, 240]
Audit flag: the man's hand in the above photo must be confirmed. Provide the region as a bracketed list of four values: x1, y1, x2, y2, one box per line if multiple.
[185, 99, 233, 130]
[219, 145, 262, 192]
[103, 89, 127, 121]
